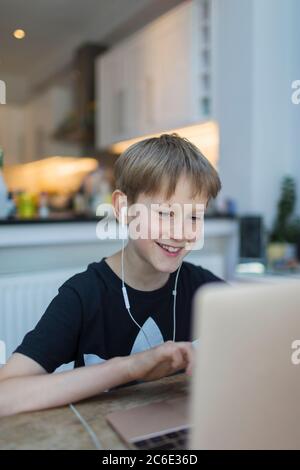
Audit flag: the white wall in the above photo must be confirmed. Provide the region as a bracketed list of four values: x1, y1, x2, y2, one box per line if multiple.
[214, 0, 254, 217]
[216, 0, 300, 228]
[0, 105, 25, 165]
[288, 0, 300, 216]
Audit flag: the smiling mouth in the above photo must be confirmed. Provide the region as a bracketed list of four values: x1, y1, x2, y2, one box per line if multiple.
[155, 242, 184, 255]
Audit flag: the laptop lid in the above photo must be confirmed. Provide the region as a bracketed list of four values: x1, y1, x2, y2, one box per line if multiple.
[190, 281, 300, 450]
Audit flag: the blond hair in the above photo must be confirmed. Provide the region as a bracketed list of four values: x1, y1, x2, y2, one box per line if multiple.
[115, 133, 221, 203]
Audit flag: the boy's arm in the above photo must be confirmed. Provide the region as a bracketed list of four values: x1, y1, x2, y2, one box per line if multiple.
[0, 341, 194, 417]
[0, 353, 131, 417]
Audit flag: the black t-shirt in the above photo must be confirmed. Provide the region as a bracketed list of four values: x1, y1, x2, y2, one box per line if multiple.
[15, 258, 223, 373]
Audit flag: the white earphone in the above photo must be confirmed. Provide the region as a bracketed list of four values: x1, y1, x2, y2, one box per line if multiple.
[120, 205, 182, 349]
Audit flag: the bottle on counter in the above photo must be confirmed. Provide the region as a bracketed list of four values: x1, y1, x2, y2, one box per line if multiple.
[0, 147, 8, 219]
[39, 192, 49, 219]
[6, 192, 17, 219]
[73, 186, 87, 216]
[90, 180, 112, 215]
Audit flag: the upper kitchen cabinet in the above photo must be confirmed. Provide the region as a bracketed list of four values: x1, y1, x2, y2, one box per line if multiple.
[96, 0, 215, 149]
[97, 39, 142, 147]
[144, 3, 197, 132]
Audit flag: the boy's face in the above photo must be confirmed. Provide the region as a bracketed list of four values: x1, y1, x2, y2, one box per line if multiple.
[126, 174, 208, 274]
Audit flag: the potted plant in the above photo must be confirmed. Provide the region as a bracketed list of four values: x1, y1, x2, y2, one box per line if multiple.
[268, 176, 300, 268]
[285, 216, 300, 261]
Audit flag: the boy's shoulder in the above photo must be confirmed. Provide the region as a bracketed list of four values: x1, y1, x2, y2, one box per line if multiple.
[181, 260, 224, 285]
[59, 259, 223, 300]
[60, 259, 108, 297]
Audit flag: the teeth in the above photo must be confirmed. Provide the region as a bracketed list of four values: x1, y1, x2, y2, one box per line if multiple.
[160, 244, 180, 253]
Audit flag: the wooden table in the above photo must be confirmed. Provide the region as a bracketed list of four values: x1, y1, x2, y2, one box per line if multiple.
[0, 374, 190, 450]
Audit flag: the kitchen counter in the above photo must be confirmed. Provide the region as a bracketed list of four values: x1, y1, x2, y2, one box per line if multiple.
[0, 217, 239, 278]
[0, 212, 236, 224]
[0, 215, 101, 225]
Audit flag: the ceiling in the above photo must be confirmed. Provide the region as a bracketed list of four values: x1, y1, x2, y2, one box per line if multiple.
[0, 0, 182, 102]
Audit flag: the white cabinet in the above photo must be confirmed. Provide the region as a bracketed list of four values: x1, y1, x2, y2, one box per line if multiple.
[146, 5, 196, 132]
[97, 40, 141, 147]
[96, 0, 215, 149]
[98, 47, 124, 146]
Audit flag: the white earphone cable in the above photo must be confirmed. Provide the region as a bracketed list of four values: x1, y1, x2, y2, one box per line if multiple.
[121, 233, 182, 348]
[172, 261, 182, 342]
[69, 219, 181, 449]
[69, 403, 102, 450]
[122, 237, 153, 348]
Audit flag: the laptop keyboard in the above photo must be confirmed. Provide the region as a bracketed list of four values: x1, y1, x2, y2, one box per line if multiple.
[133, 428, 189, 450]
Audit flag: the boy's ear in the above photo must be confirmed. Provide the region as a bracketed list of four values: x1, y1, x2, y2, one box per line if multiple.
[112, 190, 128, 226]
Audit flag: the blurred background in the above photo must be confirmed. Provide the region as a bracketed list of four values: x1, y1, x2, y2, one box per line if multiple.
[0, 0, 300, 359]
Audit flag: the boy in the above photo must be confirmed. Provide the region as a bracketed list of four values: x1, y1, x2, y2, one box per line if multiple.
[0, 134, 222, 417]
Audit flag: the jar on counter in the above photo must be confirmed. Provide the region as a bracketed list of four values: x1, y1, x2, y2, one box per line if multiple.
[39, 192, 49, 219]
[73, 187, 87, 216]
[6, 192, 17, 218]
[17, 192, 38, 219]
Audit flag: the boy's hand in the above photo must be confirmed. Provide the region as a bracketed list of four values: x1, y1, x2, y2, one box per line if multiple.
[125, 341, 194, 382]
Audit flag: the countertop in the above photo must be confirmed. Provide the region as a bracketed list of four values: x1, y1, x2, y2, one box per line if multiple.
[0, 217, 238, 248]
[0, 214, 101, 225]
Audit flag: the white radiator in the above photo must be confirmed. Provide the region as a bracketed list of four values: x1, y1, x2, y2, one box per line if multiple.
[0, 267, 84, 363]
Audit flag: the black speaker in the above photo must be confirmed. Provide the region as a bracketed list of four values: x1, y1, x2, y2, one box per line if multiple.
[239, 216, 265, 261]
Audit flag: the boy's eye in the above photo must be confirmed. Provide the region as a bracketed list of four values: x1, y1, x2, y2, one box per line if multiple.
[192, 215, 204, 221]
[159, 211, 171, 217]
[157, 213, 203, 220]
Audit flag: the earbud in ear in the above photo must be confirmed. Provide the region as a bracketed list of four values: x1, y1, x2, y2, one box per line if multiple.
[120, 205, 127, 228]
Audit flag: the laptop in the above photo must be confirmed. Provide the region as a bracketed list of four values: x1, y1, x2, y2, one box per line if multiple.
[106, 281, 300, 450]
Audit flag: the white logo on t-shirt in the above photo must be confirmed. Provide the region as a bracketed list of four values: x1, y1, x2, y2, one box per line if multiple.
[84, 316, 164, 366]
